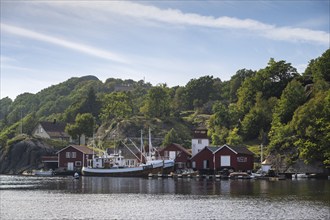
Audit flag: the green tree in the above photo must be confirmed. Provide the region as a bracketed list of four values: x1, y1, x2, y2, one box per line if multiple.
[140, 85, 170, 118]
[211, 101, 230, 128]
[304, 49, 330, 83]
[162, 128, 180, 146]
[66, 113, 95, 144]
[236, 59, 297, 114]
[100, 92, 133, 121]
[236, 77, 259, 114]
[184, 75, 216, 109]
[260, 58, 298, 99]
[291, 91, 330, 165]
[240, 92, 275, 140]
[273, 79, 306, 124]
[79, 87, 101, 118]
[226, 127, 243, 145]
[229, 69, 255, 102]
[171, 86, 186, 115]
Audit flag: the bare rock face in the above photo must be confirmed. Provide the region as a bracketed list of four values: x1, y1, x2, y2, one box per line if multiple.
[264, 154, 326, 174]
[0, 139, 56, 174]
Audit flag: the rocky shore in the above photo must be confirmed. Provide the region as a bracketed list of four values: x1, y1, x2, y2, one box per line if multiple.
[0, 138, 56, 174]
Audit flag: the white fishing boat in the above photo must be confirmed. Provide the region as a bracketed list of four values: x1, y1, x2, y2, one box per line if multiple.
[81, 129, 175, 177]
[81, 157, 174, 177]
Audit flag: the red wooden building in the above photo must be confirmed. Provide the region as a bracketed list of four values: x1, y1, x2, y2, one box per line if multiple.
[158, 143, 192, 170]
[57, 145, 95, 172]
[190, 146, 218, 174]
[191, 144, 254, 174]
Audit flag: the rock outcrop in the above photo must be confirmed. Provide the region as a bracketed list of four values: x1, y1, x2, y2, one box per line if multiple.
[0, 138, 56, 174]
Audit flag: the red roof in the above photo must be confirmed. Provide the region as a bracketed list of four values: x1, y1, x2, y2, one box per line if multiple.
[56, 145, 95, 155]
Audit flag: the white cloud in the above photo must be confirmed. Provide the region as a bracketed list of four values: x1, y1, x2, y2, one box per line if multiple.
[113, 1, 329, 44]
[1, 23, 127, 63]
[43, 1, 329, 45]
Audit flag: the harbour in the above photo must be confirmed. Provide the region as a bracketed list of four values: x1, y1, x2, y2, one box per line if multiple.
[1, 175, 329, 219]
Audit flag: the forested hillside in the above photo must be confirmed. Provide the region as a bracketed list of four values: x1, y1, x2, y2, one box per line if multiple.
[1, 49, 329, 168]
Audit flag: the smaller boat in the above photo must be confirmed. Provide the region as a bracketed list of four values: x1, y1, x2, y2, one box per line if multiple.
[73, 172, 80, 179]
[293, 173, 309, 179]
[32, 169, 54, 176]
[229, 172, 252, 179]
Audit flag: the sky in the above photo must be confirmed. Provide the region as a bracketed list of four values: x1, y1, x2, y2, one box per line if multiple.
[1, 0, 329, 100]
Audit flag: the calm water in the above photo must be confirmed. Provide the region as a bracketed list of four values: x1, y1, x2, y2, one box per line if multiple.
[0, 175, 329, 220]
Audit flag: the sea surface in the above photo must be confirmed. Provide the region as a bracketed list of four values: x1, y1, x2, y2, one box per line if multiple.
[0, 175, 329, 220]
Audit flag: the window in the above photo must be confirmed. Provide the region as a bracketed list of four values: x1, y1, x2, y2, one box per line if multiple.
[75, 161, 82, 166]
[164, 151, 169, 158]
[221, 156, 231, 166]
[192, 161, 196, 168]
[169, 151, 176, 160]
[66, 152, 71, 158]
[198, 139, 202, 144]
[237, 157, 247, 163]
[72, 152, 76, 158]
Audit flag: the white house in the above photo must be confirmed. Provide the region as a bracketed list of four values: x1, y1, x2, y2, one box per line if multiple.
[32, 120, 70, 142]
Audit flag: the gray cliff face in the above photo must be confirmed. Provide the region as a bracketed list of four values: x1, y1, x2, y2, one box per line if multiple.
[0, 139, 56, 174]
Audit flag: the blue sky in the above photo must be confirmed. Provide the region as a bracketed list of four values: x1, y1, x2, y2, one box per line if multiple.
[1, 0, 329, 100]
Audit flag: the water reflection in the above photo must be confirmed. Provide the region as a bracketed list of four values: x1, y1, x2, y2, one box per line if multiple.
[1, 175, 329, 203]
[1, 175, 329, 219]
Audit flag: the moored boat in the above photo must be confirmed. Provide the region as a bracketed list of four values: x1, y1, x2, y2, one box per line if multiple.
[229, 172, 252, 179]
[32, 169, 54, 176]
[81, 157, 174, 177]
[81, 128, 175, 177]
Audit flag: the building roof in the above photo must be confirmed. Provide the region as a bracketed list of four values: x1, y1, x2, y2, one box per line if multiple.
[206, 146, 221, 153]
[56, 145, 95, 155]
[172, 143, 192, 156]
[39, 121, 70, 138]
[215, 144, 254, 155]
[191, 144, 254, 160]
[159, 143, 192, 156]
[190, 146, 218, 160]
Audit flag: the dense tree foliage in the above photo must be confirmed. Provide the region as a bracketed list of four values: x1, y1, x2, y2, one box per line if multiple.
[65, 113, 95, 144]
[162, 128, 180, 146]
[140, 85, 170, 118]
[100, 92, 133, 121]
[0, 49, 329, 168]
[183, 75, 218, 110]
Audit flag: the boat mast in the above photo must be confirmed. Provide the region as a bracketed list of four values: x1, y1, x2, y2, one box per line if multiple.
[140, 130, 144, 163]
[260, 144, 263, 163]
[148, 127, 152, 160]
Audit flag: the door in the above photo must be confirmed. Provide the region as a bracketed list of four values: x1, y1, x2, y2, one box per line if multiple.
[67, 162, 74, 171]
[203, 160, 209, 169]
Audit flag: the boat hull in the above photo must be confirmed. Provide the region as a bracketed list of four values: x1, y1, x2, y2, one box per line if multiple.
[81, 162, 174, 177]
